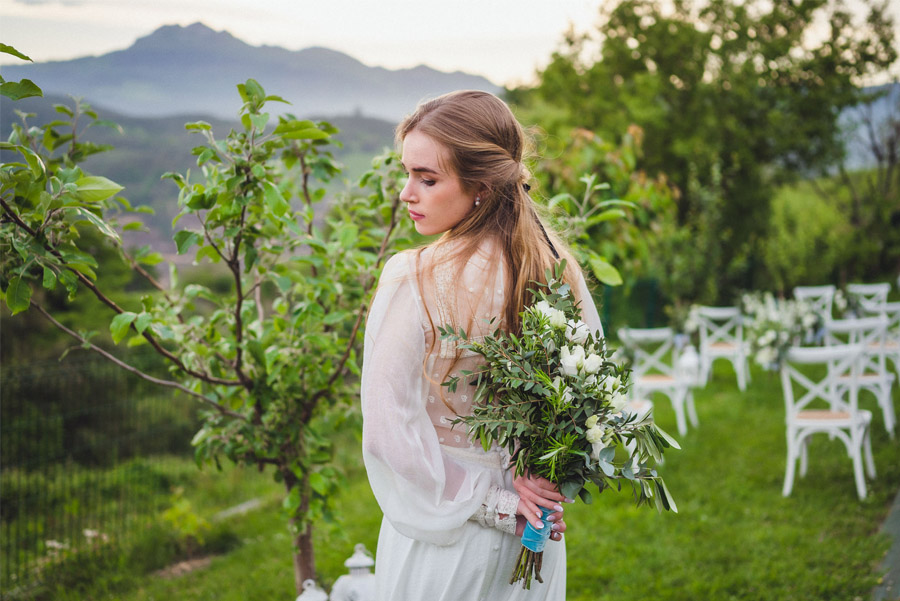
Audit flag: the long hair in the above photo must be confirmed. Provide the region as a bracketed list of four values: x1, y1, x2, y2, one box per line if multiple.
[396, 90, 581, 335]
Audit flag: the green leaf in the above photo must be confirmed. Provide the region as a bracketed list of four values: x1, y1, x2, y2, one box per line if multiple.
[20, 146, 46, 178]
[174, 230, 202, 255]
[5, 276, 32, 314]
[0, 79, 43, 101]
[75, 176, 123, 202]
[185, 121, 212, 131]
[72, 207, 121, 243]
[281, 128, 329, 140]
[134, 312, 153, 334]
[309, 472, 329, 495]
[42, 266, 58, 290]
[264, 182, 290, 217]
[589, 255, 623, 286]
[109, 312, 137, 344]
[1, 44, 32, 61]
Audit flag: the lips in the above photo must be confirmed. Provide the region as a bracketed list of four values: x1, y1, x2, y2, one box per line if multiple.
[409, 210, 425, 221]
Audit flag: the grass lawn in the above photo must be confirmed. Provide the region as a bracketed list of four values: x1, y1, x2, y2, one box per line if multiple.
[76, 361, 899, 601]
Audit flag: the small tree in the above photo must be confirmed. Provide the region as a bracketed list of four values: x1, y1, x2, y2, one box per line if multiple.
[1, 45, 411, 592]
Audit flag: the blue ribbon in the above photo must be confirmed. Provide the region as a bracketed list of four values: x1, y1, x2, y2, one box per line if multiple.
[520, 506, 553, 553]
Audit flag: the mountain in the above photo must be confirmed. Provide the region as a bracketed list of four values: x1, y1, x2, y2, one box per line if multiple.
[0, 22, 501, 121]
[0, 93, 397, 254]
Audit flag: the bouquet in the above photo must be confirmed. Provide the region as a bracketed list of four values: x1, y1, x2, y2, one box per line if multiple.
[440, 263, 678, 589]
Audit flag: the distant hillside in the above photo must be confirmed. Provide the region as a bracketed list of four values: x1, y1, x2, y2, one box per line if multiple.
[0, 22, 501, 121]
[0, 94, 396, 254]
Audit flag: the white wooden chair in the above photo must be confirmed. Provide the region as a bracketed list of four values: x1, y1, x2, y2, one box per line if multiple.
[793, 285, 836, 323]
[824, 316, 896, 438]
[847, 283, 891, 312]
[780, 344, 875, 500]
[860, 300, 900, 386]
[618, 327, 697, 436]
[693, 306, 749, 391]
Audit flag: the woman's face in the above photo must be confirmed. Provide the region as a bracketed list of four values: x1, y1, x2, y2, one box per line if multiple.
[400, 130, 476, 237]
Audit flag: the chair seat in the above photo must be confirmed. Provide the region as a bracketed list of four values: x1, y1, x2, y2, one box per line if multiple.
[835, 373, 896, 385]
[709, 342, 738, 351]
[793, 408, 872, 426]
[638, 374, 677, 383]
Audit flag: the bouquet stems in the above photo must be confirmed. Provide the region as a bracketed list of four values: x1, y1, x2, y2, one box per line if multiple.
[511, 506, 552, 589]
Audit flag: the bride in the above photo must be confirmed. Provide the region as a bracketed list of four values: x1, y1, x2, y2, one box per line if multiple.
[361, 90, 604, 600]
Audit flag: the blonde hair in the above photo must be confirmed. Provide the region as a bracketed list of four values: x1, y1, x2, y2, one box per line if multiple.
[396, 90, 581, 335]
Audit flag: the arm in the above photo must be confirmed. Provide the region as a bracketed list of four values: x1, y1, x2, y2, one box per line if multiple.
[361, 253, 503, 544]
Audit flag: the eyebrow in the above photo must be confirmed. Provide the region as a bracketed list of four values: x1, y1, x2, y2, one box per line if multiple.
[400, 162, 440, 175]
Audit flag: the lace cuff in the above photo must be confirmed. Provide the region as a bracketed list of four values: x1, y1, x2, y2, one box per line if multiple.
[471, 485, 519, 535]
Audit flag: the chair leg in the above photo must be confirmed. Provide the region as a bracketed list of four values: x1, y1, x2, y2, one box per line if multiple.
[863, 426, 877, 479]
[686, 390, 699, 428]
[736, 356, 747, 391]
[878, 386, 896, 438]
[851, 447, 868, 500]
[783, 430, 798, 497]
[669, 390, 689, 437]
[799, 438, 809, 478]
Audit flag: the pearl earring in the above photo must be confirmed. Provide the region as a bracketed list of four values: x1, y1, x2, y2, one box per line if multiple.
[474, 196, 481, 207]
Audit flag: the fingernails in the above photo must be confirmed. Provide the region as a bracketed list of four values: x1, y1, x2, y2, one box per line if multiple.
[546, 514, 557, 522]
[533, 521, 544, 529]
[564, 498, 575, 504]
[551, 523, 560, 531]
[553, 504, 564, 512]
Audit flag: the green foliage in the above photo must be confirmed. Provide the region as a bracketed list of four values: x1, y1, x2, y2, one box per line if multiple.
[0, 70, 412, 588]
[510, 0, 897, 302]
[531, 127, 676, 289]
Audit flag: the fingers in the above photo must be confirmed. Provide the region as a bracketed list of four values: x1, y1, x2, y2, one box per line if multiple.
[549, 517, 566, 542]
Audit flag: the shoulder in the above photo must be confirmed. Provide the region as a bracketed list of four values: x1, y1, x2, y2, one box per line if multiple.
[379, 250, 419, 286]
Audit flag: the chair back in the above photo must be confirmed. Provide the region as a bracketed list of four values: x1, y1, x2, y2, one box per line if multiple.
[847, 283, 890, 310]
[823, 316, 889, 376]
[694, 306, 744, 351]
[780, 344, 863, 417]
[618, 327, 677, 379]
[793, 285, 836, 322]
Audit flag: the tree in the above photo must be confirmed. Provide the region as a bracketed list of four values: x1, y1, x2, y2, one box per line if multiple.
[509, 0, 897, 302]
[1, 48, 412, 593]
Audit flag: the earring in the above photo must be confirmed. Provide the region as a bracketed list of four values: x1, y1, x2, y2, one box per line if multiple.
[474, 196, 481, 207]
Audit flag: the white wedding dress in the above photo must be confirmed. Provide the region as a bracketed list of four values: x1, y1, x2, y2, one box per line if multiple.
[361, 240, 603, 601]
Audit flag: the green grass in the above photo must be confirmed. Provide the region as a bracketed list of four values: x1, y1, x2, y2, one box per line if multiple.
[54, 361, 900, 600]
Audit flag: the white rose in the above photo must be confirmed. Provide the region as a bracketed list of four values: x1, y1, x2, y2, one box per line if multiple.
[590, 441, 607, 460]
[602, 374, 621, 393]
[566, 319, 590, 344]
[548, 308, 567, 329]
[585, 414, 600, 429]
[560, 345, 585, 376]
[586, 425, 605, 444]
[609, 391, 629, 413]
[583, 353, 603, 374]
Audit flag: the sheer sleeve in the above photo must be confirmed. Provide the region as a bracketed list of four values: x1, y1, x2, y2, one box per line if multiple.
[361, 252, 501, 545]
[575, 271, 604, 339]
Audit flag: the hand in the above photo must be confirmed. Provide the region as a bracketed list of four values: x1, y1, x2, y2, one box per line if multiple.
[514, 512, 567, 542]
[512, 472, 569, 531]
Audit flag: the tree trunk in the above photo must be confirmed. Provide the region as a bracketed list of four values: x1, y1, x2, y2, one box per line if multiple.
[292, 520, 316, 594]
[284, 469, 316, 595]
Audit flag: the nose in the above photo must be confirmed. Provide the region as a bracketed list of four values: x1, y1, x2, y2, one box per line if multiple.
[399, 177, 414, 204]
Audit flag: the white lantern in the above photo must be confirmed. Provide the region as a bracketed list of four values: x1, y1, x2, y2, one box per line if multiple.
[329, 543, 376, 601]
[677, 344, 702, 387]
[295, 579, 328, 601]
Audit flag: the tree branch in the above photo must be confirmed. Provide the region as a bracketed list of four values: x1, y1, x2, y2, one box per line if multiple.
[0, 196, 243, 387]
[313, 192, 403, 402]
[30, 301, 247, 421]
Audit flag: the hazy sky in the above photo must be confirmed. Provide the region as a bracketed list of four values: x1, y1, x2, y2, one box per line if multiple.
[2, 0, 897, 86]
[0, 0, 608, 86]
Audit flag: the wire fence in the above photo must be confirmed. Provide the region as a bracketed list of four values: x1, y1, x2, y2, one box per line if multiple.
[1, 352, 199, 597]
